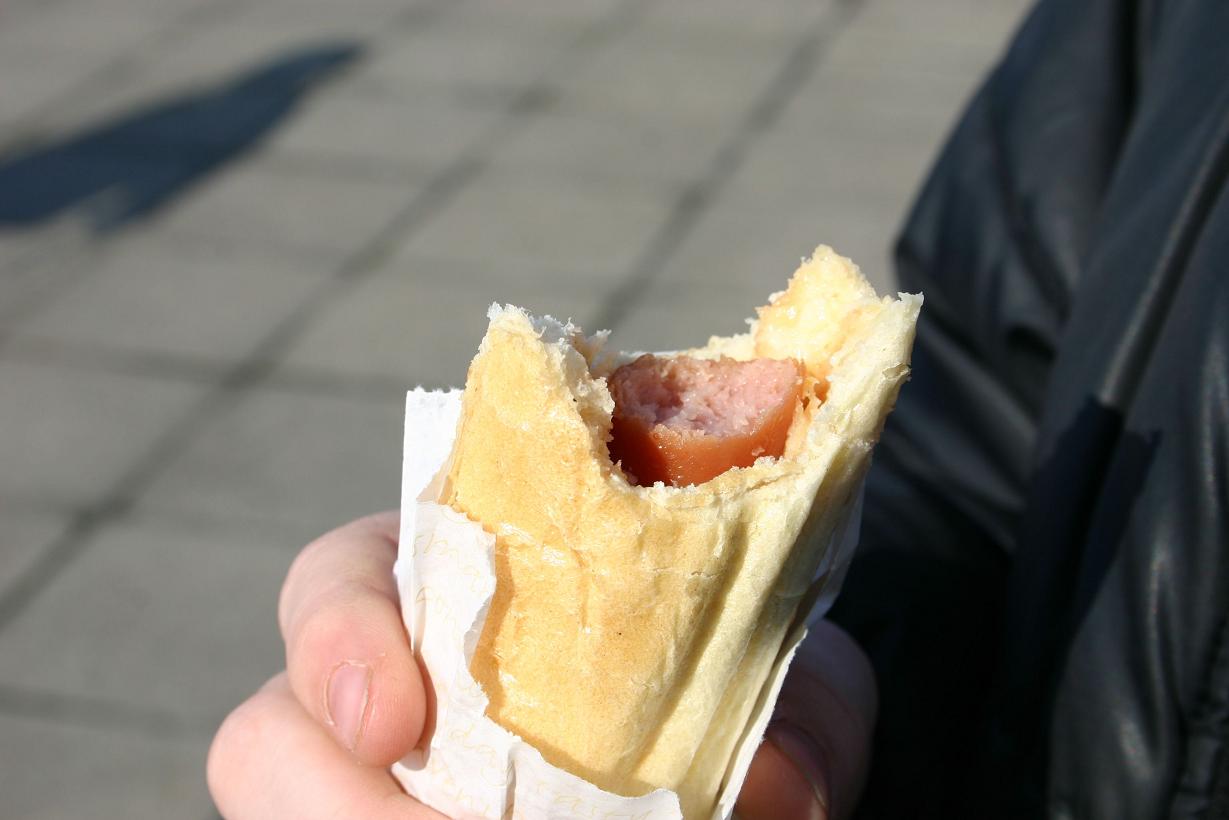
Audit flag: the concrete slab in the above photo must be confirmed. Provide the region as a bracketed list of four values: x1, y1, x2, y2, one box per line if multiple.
[0, 227, 94, 322]
[635, 0, 832, 44]
[343, 5, 586, 105]
[0, 6, 165, 66]
[602, 277, 769, 358]
[139, 387, 404, 534]
[486, 109, 727, 193]
[0, 58, 110, 129]
[278, 254, 610, 389]
[261, 92, 502, 174]
[151, 157, 425, 259]
[436, 0, 627, 34]
[0, 713, 213, 820]
[633, 177, 901, 303]
[0, 360, 207, 508]
[0, 516, 289, 727]
[395, 167, 672, 280]
[0, 511, 71, 603]
[553, 26, 787, 124]
[855, 0, 1028, 46]
[10, 233, 333, 364]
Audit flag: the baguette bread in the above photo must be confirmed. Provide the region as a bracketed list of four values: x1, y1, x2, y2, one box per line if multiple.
[439, 246, 921, 817]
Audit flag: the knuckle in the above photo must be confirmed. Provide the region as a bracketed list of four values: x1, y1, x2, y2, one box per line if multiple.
[278, 535, 335, 636]
[292, 591, 362, 663]
[207, 695, 273, 808]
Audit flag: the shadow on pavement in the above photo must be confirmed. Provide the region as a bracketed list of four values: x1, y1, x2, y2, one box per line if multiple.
[0, 43, 362, 234]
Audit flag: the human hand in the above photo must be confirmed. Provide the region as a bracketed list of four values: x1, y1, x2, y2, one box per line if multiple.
[208, 512, 445, 819]
[734, 620, 877, 820]
[208, 513, 876, 819]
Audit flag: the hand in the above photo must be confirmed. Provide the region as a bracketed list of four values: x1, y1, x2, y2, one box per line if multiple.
[208, 513, 876, 819]
[734, 620, 877, 820]
[208, 512, 445, 819]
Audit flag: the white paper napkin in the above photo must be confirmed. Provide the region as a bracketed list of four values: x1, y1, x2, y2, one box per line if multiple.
[391, 388, 861, 819]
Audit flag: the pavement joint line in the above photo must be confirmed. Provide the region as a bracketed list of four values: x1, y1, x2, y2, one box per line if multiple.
[589, 0, 868, 334]
[0, 0, 653, 640]
[0, 682, 218, 740]
[1, 333, 425, 404]
[0, 336, 233, 387]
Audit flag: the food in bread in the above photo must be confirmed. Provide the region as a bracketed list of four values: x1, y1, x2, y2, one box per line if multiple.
[608, 354, 804, 487]
[438, 246, 920, 817]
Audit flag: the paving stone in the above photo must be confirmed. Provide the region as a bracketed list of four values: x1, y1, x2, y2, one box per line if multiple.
[15, 0, 212, 22]
[221, 0, 423, 29]
[726, 126, 935, 236]
[151, 156, 425, 258]
[0, 511, 70, 602]
[261, 92, 502, 174]
[855, 0, 1029, 46]
[486, 109, 728, 193]
[778, 2, 1026, 140]
[143, 8, 387, 71]
[553, 26, 788, 124]
[638, 181, 900, 306]
[279, 254, 610, 389]
[0, 516, 290, 727]
[0, 227, 94, 320]
[732, 130, 965, 292]
[436, 0, 627, 34]
[636, 0, 832, 44]
[11, 233, 333, 364]
[0, 360, 207, 508]
[395, 167, 672, 279]
[139, 387, 405, 534]
[602, 278, 769, 357]
[827, 28, 1008, 86]
[0, 58, 108, 127]
[0, 713, 213, 820]
[775, 66, 968, 150]
[0, 6, 165, 66]
[346, 19, 568, 101]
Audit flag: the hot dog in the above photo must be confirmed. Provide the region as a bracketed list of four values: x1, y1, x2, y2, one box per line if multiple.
[439, 246, 920, 817]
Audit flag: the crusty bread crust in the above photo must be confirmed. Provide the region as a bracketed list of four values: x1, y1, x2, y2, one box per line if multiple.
[440, 246, 921, 818]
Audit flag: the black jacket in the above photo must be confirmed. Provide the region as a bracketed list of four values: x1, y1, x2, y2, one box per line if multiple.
[827, 1, 1229, 817]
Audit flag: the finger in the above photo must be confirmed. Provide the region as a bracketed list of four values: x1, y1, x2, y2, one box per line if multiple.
[736, 621, 877, 820]
[279, 512, 426, 766]
[736, 730, 830, 820]
[208, 673, 446, 820]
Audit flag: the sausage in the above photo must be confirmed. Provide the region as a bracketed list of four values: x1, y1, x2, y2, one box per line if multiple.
[607, 354, 804, 487]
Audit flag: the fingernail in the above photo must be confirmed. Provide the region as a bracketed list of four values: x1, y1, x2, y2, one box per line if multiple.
[767, 721, 830, 818]
[326, 662, 371, 751]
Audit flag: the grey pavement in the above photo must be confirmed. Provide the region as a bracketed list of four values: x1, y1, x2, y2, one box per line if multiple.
[0, 0, 1032, 816]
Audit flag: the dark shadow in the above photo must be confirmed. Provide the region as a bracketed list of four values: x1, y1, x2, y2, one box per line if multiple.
[0, 42, 361, 233]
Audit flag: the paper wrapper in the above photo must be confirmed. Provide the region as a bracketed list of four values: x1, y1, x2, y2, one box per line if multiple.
[391, 388, 864, 819]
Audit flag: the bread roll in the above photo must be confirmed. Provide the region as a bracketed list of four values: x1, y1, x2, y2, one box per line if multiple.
[439, 246, 920, 818]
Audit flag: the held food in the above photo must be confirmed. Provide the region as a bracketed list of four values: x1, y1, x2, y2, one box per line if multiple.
[608, 354, 805, 488]
[438, 246, 920, 818]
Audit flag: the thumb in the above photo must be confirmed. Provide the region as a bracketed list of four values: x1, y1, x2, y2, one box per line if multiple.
[735, 621, 877, 820]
